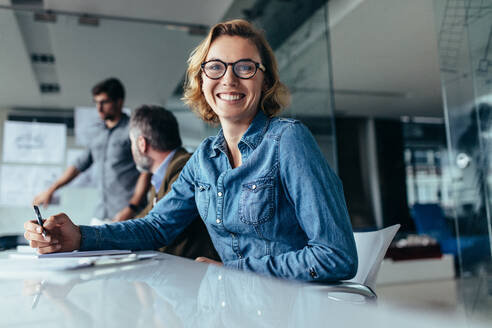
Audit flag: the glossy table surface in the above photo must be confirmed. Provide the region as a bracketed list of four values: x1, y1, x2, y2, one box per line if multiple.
[0, 251, 489, 328]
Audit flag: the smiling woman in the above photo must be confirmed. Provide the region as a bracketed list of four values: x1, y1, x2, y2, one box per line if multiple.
[23, 19, 358, 282]
[183, 20, 290, 125]
[200, 36, 265, 133]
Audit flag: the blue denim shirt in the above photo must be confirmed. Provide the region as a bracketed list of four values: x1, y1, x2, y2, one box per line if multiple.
[80, 110, 357, 282]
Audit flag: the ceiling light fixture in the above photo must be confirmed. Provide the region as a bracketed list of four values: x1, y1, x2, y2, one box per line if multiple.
[78, 14, 99, 27]
[34, 10, 56, 23]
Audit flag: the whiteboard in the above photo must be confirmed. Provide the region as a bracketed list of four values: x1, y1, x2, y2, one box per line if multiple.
[0, 165, 62, 206]
[2, 121, 66, 164]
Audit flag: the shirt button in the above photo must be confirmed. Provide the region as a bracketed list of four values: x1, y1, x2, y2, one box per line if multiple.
[217, 192, 223, 197]
[252, 184, 257, 190]
[216, 219, 221, 224]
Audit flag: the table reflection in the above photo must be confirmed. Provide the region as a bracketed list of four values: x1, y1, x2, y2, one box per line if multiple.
[1, 254, 487, 328]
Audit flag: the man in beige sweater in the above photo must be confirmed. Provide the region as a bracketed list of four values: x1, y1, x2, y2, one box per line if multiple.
[130, 105, 219, 260]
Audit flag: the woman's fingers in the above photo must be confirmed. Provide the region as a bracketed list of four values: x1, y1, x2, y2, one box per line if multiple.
[24, 220, 42, 233]
[29, 240, 50, 248]
[29, 238, 61, 255]
[24, 230, 51, 243]
[37, 243, 61, 254]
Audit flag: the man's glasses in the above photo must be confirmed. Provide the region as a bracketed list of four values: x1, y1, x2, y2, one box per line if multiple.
[93, 99, 114, 107]
[201, 59, 266, 80]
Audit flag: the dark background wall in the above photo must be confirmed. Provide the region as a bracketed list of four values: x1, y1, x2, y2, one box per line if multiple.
[375, 119, 414, 231]
[336, 117, 414, 231]
[336, 117, 375, 229]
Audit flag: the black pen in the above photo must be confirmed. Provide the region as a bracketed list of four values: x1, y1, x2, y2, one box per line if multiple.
[33, 205, 47, 238]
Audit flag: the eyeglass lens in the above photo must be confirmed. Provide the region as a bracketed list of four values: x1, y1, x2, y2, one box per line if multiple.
[203, 60, 258, 79]
[93, 99, 113, 106]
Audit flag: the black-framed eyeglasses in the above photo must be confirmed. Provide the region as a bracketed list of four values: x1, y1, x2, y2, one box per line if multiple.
[201, 59, 266, 80]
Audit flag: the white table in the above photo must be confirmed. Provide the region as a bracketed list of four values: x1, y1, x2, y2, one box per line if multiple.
[0, 251, 488, 328]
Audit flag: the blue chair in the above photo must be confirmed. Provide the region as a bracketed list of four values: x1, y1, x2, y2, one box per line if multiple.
[410, 203, 490, 268]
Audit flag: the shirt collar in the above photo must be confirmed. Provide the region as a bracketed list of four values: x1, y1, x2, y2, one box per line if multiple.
[151, 148, 177, 191]
[209, 110, 270, 158]
[101, 112, 129, 130]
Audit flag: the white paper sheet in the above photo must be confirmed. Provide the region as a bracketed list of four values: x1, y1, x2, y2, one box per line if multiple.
[0, 165, 62, 206]
[0, 258, 94, 271]
[9, 249, 132, 259]
[348, 224, 400, 288]
[1, 253, 157, 272]
[2, 121, 66, 164]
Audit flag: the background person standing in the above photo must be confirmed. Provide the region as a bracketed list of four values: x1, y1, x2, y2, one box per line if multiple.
[33, 77, 150, 222]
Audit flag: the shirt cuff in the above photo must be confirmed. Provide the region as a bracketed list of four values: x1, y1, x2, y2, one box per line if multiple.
[79, 225, 101, 251]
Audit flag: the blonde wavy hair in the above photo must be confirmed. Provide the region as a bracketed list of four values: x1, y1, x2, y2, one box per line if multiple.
[182, 19, 290, 124]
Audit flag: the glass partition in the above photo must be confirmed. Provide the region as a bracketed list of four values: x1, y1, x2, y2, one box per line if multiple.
[434, 0, 492, 275]
[434, 4, 492, 318]
[273, 4, 338, 169]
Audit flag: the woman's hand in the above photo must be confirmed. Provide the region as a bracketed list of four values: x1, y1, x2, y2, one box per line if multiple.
[24, 213, 81, 254]
[195, 257, 223, 266]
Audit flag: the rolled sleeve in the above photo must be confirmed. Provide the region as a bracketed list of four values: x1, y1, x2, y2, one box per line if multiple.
[73, 149, 93, 172]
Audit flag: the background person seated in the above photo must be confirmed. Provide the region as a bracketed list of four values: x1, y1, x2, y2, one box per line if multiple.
[129, 105, 219, 260]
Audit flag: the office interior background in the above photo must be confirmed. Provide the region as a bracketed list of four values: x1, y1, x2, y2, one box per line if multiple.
[0, 0, 490, 323]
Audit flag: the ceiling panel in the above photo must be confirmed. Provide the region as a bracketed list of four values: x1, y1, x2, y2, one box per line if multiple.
[44, 0, 233, 26]
[276, 0, 443, 119]
[0, 9, 40, 108]
[47, 14, 203, 109]
[0, 0, 447, 120]
[330, 0, 443, 117]
[0, 1, 236, 110]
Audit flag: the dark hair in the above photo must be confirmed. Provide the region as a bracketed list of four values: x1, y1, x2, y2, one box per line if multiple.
[91, 77, 125, 101]
[130, 105, 182, 151]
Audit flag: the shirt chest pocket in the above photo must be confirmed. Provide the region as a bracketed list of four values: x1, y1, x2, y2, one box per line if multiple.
[90, 141, 106, 161]
[239, 177, 275, 225]
[108, 139, 130, 162]
[194, 181, 211, 219]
